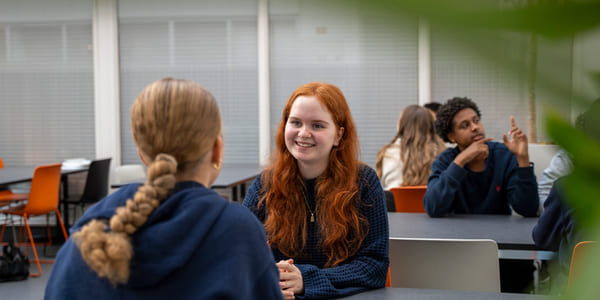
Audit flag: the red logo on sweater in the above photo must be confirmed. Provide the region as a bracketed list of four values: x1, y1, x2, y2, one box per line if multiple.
[496, 185, 500, 192]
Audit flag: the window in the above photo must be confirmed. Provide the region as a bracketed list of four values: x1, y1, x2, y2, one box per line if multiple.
[269, 0, 418, 166]
[0, 0, 94, 165]
[431, 27, 541, 141]
[118, 0, 259, 164]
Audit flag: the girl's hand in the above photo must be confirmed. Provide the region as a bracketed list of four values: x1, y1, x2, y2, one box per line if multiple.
[277, 259, 304, 299]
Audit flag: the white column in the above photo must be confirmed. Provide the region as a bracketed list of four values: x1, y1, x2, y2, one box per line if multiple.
[93, 0, 121, 166]
[257, 0, 271, 167]
[418, 18, 431, 106]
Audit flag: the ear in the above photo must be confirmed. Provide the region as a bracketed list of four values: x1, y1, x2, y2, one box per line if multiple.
[211, 136, 224, 164]
[447, 132, 455, 143]
[334, 127, 344, 147]
[137, 148, 149, 167]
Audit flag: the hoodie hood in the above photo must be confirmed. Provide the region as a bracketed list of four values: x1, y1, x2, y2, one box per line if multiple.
[71, 181, 229, 288]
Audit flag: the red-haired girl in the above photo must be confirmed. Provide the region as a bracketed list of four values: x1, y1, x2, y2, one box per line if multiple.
[243, 82, 389, 299]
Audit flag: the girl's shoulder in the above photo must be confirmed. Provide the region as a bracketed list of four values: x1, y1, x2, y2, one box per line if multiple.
[358, 164, 380, 183]
[383, 142, 401, 157]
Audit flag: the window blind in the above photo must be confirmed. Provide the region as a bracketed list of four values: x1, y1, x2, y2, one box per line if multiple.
[118, 0, 259, 165]
[430, 27, 530, 142]
[0, 0, 94, 166]
[269, 0, 418, 167]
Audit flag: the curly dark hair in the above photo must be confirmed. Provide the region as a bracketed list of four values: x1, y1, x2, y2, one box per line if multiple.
[435, 97, 481, 143]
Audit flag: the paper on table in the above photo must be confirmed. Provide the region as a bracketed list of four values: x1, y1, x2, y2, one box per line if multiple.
[62, 158, 91, 170]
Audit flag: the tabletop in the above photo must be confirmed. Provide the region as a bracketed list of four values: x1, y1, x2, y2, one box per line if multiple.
[340, 287, 549, 299]
[212, 164, 261, 188]
[388, 212, 539, 250]
[110, 164, 261, 188]
[0, 165, 88, 186]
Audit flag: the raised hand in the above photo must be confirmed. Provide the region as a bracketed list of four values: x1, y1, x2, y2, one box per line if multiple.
[277, 259, 303, 300]
[502, 116, 530, 167]
[454, 137, 494, 167]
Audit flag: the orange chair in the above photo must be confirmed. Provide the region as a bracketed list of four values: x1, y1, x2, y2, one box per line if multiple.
[0, 156, 19, 206]
[568, 241, 599, 288]
[0, 163, 67, 277]
[389, 186, 427, 213]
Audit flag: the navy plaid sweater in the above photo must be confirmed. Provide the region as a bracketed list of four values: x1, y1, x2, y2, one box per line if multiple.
[243, 165, 389, 299]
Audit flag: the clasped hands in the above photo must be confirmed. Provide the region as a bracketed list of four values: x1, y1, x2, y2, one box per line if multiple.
[277, 259, 304, 300]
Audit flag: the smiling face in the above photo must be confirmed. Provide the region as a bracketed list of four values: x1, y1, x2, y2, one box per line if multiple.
[447, 108, 486, 151]
[285, 95, 343, 178]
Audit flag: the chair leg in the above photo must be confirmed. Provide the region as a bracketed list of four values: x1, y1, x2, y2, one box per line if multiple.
[23, 215, 42, 277]
[55, 209, 69, 241]
[386, 267, 391, 287]
[0, 222, 5, 245]
[0, 215, 15, 245]
[68, 203, 75, 228]
[18, 218, 26, 251]
[43, 214, 53, 257]
[46, 214, 53, 246]
[0, 223, 6, 241]
[0, 216, 17, 246]
[80, 204, 85, 222]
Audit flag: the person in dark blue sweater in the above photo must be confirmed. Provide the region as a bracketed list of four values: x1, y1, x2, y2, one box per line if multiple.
[423, 97, 539, 218]
[532, 178, 580, 292]
[243, 82, 389, 299]
[45, 78, 281, 299]
[532, 98, 600, 293]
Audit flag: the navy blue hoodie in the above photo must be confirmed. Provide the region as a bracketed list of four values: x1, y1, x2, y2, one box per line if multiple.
[424, 141, 539, 217]
[532, 178, 581, 290]
[45, 181, 282, 299]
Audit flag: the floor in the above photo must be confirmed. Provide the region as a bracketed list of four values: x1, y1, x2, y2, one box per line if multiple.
[0, 244, 60, 300]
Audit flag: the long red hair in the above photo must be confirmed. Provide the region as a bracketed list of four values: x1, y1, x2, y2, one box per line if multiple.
[259, 82, 367, 267]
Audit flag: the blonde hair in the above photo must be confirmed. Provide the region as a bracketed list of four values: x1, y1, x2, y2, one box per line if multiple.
[73, 78, 221, 285]
[376, 105, 445, 186]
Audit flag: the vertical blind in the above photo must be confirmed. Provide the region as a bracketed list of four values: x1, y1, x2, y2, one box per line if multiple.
[269, 0, 419, 167]
[430, 27, 530, 142]
[118, 0, 259, 165]
[0, 0, 94, 166]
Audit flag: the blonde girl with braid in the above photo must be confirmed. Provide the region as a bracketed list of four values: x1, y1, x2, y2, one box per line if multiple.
[46, 78, 282, 300]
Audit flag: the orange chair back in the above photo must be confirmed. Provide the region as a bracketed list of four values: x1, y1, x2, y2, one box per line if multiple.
[23, 163, 62, 215]
[568, 241, 599, 287]
[0, 157, 10, 198]
[390, 186, 427, 213]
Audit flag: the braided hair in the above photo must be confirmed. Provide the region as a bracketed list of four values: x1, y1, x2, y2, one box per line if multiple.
[73, 78, 221, 285]
[73, 154, 177, 284]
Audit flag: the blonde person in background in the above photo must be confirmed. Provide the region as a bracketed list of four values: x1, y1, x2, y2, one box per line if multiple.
[45, 78, 281, 299]
[376, 105, 445, 190]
